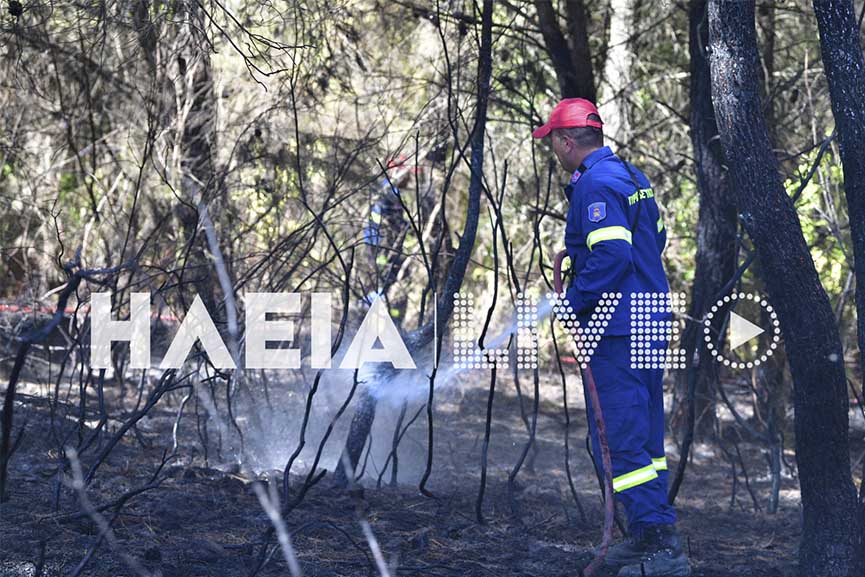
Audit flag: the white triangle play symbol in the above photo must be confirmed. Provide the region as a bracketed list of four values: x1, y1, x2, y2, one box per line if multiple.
[729, 312, 765, 350]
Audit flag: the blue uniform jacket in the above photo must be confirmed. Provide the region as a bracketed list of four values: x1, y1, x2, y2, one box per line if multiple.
[564, 146, 670, 336]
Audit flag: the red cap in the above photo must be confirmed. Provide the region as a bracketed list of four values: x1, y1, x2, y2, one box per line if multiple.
[386, 154, 408, 169]
[385, 154, 421, 174]
[531, 98, 603, 138]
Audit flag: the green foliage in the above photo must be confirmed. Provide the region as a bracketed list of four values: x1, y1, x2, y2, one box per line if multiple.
[784, 149, 849, 298]
[57, 172, 83, 228]
[664, 176, 698, 291]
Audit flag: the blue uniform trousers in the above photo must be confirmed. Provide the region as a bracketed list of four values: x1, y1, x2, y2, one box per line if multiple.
[585, 335, 676, 533]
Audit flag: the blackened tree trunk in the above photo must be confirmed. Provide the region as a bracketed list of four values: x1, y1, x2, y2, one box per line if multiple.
[812, 0, 865, 423]
[685, 0, 738, 440]
[708, 2, 863, 576]
[335, 390, 377, 486]
[132, 0, 157, 73]
[671, 0, 739, 500]
[176, 2, 220, 316]
[534, 0, 596, 99]
[756, 0, 777, 143]
[755, 0, 790, 514]
[563, 0, 596, 98]
[333, 0, 494, 486]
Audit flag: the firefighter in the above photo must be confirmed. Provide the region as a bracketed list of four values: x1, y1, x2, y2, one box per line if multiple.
[362, 155, 414, 315]
[533, 98, 691, 577]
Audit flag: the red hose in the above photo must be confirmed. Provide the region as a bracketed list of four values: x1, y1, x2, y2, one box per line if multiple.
[553, 250, 614, 576]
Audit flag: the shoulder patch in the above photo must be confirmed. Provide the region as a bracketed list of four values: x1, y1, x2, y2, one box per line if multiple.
[587, 202, 606, 223]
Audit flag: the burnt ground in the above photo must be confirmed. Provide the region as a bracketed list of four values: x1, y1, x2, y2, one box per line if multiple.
[0, 368, 810, 577]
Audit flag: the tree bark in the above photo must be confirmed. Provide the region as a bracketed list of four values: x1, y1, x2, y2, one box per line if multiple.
[812, 0, 865, 423]
[757, 0, 776, 143]
[677, 0, 738, 453]
[708, 2, 863, 575]
[563, 0, 596, 99]
[176, 2, 220, 317]
[534, 0, 596, 99]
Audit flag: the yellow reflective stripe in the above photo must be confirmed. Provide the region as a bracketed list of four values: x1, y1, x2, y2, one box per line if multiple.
[586, 226, 632, 251]
[375, 254, 388, 265]
[612, 464, 658, 493]
[370, 211, 383, 224]
[652, 457, 668, 471]
[657, 217, 664, 232]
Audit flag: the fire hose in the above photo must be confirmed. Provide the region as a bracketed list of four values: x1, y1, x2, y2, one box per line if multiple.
[553, 250, 614, 576]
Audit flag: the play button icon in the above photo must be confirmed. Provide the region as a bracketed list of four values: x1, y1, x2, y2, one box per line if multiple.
[728, 312, 765, 350]
[705, 292, 782, 370]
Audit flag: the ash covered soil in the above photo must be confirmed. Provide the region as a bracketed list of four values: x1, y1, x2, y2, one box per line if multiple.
[0, 371, 802, 577]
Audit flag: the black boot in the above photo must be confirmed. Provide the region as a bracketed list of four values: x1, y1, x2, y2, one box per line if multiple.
[615, 524, 690, 577]
[575, 525, 690, 575]
[597, 530, 649, 567]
